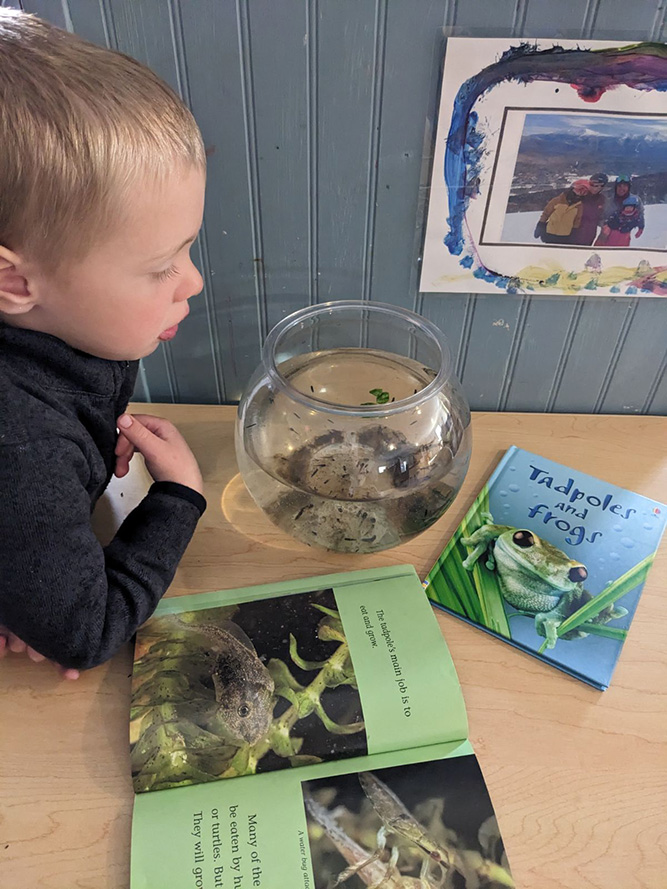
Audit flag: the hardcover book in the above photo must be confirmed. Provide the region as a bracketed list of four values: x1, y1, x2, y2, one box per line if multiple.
[424, 446, 666, 690]
[129, 565, 514, 888]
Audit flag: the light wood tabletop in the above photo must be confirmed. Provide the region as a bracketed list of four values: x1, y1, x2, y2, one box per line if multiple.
[1, 407, 666, 889]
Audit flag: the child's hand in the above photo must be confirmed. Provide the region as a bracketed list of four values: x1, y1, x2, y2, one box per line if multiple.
[635, 229, 643, 238]
[0, 626, 80, 680]
[116, 414, 204, 494]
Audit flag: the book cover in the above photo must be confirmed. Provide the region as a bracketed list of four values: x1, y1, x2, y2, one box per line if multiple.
[424, 446, 667, 690]
[129, 566, 514, 888]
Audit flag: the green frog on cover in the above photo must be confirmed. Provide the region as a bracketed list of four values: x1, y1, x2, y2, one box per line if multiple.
[461, 512, 627, 648]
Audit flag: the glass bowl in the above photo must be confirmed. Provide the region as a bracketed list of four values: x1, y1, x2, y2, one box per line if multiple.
[235, 301, 471, 553]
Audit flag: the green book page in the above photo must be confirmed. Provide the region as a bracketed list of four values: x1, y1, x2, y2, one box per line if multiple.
[130, 739, 513, 889]
[334, 570, 468, 754]
[131, 565, 467, 793]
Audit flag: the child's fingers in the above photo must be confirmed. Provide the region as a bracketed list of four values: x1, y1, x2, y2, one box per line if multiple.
[8, 633, 27, 654]
[114, 435, 136, 478]
[57, 665, 80, 680]
[114, 431, 134, 457]
[116, 414, 161, 457]
[116, 414, 183, 460]
[0, 628, 74, 675]
[27, 646, 46, 663]
[1, 628, 32, 657]
[114, 458, 129, 479]
[123, 413, 176, 441]
[116, 413, 203, 492]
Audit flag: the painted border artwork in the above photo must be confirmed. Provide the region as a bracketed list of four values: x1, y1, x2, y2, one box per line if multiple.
[420, 38, 667, 297]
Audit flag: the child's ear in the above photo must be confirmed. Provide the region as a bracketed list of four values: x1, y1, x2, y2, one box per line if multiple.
[0, 246, 37, 315]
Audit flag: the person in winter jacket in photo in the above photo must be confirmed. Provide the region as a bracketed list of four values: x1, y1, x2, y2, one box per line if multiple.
[607, 174, 645, 227]
[595, 194, 645, 247]
[568, 172, 608, 246]
[534, 179, 590, 244]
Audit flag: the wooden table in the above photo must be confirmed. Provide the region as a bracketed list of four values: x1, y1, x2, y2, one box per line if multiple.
[1, 408, 666, 889]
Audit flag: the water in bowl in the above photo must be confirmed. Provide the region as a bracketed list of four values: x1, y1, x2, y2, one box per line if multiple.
[236, 348, 470, 553]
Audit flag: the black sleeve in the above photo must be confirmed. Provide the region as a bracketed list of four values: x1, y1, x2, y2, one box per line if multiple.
[0, 438, 206, 669]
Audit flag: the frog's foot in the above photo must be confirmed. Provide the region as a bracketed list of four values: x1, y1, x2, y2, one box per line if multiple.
[462, 543, 488, 570]
[561, 603, 629, 641]
[534, 614, 560, 649]
[461, 525, 501, 570]
[560, 628, 589, 641]
[595, 604, 628, 624]
[462, 544, 498, 573]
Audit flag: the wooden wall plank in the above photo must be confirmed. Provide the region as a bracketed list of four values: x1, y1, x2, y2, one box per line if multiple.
[501, 298, 581, 411]
[521, 0, 588, 38]
[599, 301, 667, 413]
[66, 0, 110, 44]
[178, 0, 265, 402]
[448, 0, 519, 37]
[371, 0, 444, 311]
[455, 294, 524, 409]
[420, 292, 471, 375]
[315, 0, 376, 302]
[246, 0, 310, 330]
[550, 298, 635, 412]
[591, 0, 659, 38]
[646, 361, 667, 413]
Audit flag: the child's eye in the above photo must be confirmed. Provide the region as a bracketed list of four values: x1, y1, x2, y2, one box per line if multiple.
[152, 265, 180, 283]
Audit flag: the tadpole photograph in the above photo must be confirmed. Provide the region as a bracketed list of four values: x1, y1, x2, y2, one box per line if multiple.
[130, 588, 367, 792]
[302, 755, 513, 888]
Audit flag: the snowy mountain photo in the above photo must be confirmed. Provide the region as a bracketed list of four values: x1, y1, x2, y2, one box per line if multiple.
[500, 111, 667, 250]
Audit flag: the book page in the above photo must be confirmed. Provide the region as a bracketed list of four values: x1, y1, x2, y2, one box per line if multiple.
[130, 740, 513, 889]
[130, 566, 468, 793]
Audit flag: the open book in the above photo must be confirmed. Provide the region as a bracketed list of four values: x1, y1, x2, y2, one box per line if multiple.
[424, 446, 667, 691]
[129, 565, 513, 888]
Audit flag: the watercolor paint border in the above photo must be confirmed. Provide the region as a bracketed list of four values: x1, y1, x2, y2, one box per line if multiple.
[444, 42, 667, 296]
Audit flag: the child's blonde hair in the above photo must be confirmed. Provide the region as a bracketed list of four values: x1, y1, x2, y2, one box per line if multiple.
[0, 10, 205, 270]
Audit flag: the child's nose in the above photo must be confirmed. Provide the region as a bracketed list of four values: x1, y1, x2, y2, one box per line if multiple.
[189, 266, 204, 297]
[179, 262, 204, 300]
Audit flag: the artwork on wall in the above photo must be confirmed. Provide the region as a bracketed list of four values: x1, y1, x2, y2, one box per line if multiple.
[420, 38, 667, 297]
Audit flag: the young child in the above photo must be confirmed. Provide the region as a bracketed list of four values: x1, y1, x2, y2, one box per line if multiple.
[595, 195, 645, 247]
[0, 10, 208, 677]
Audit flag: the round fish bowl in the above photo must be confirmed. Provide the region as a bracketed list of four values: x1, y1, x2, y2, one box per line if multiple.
[235, 301, 471, 553]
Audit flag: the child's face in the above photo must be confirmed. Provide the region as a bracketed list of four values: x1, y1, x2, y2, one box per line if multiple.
[622, 206, 635, 215]
[29, 165, 206, 360]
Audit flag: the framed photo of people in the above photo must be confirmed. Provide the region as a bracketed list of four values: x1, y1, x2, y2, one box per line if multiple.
[420, 38, 667, 297]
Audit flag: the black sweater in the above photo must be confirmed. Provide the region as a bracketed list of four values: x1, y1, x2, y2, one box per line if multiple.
[0, 322, 206, 669]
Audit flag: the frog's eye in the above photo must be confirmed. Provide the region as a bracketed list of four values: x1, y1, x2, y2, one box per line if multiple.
[512, 530, 534, 548]
[568, 565, 587, 583]
[238, 704, 250, 718]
